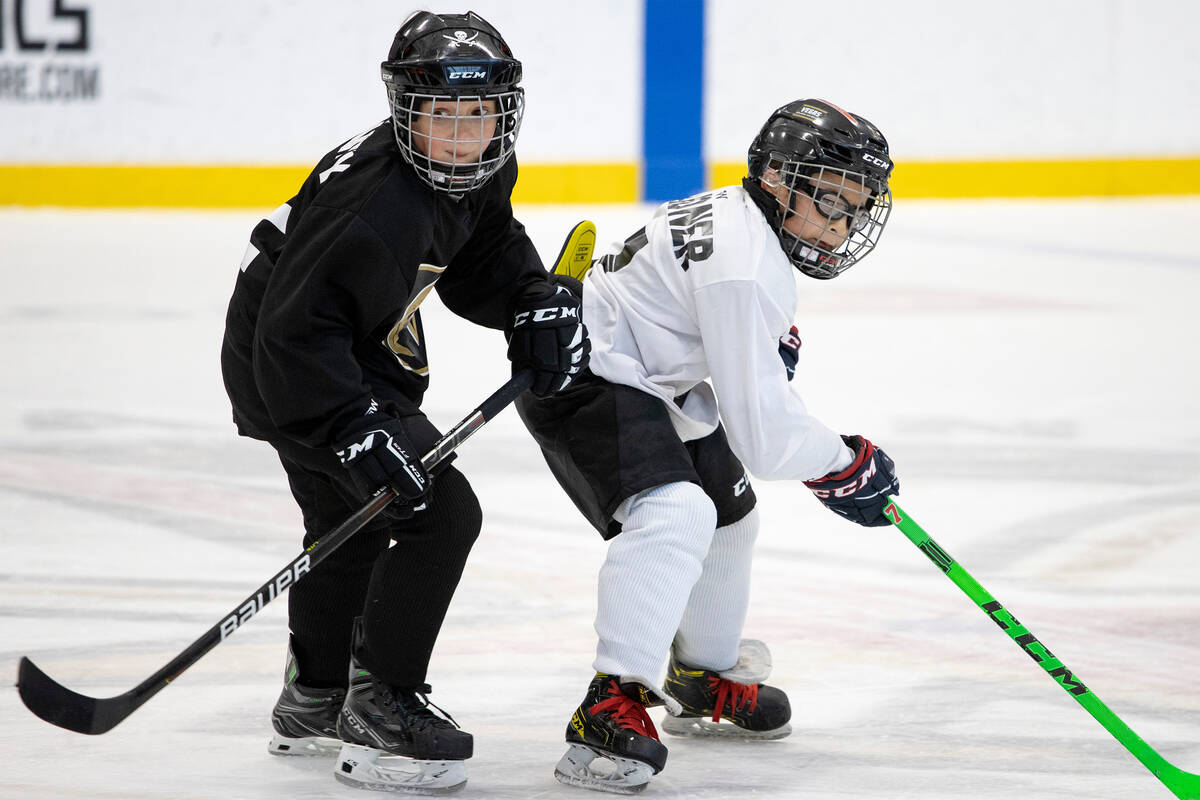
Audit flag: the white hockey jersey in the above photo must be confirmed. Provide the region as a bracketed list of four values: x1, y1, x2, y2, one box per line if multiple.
[583, 185, 853, 482]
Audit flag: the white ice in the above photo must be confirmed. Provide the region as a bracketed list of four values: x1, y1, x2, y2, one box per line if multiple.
[1, 198, 1199, 800]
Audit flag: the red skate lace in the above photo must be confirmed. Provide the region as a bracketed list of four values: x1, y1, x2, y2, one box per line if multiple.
[708, 676, 758, 723]
[590, 680, 660, 741]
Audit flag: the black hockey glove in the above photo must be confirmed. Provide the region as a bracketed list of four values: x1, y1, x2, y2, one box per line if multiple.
[506, 283, 590, 396]
[332, 414, 430, 518]
[803, 435, 899, 527]
[778, 325, 801, 381]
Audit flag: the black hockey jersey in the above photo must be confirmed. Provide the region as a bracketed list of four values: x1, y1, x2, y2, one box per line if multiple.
[221, 121, 549, 449]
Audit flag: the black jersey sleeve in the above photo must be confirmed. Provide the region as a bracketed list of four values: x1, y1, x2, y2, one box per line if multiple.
[436, 160, 551, 329]
[252, 206, 412, 448]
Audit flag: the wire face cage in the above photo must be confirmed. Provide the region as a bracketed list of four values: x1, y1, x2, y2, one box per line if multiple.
[767, 162, 892, 279]
[388, 88, 524, 198]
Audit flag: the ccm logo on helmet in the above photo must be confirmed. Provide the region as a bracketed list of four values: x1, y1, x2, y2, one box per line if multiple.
[445, 64, 489, 82]
[810, 460, 878, 499]
[861, 152, 890, 169]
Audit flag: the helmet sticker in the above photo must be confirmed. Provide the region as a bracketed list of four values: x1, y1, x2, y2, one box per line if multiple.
[819, 99, 858, 123]
[443, 31, 480, 46]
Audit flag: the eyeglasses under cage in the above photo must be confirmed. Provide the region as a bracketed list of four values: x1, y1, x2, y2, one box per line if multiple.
[794, 182, 874, 232]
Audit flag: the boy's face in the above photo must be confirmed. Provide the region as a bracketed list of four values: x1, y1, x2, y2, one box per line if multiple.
[762, 168, 872, 252]
[410, 97, 501, 165]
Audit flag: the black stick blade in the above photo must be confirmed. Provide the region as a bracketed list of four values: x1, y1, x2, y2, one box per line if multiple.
[17, 656, 132, 735]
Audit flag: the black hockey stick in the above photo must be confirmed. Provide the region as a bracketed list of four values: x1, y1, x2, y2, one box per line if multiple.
[883, 498, 1200, 800]
[16, 369, 535, 735]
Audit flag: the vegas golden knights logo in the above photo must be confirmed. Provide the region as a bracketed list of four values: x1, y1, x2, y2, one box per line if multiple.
[384, 263, 446, 375]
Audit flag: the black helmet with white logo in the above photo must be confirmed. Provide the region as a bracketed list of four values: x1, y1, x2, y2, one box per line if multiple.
[745, 99, 893, 279]
[381, 11, 524, 197]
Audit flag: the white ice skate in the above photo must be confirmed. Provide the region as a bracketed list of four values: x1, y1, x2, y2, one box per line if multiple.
[554, 742, 656, 795]
[335, 742, 467, 794]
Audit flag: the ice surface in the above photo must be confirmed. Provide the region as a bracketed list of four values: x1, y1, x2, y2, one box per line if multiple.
[2, 199, 1199, 799]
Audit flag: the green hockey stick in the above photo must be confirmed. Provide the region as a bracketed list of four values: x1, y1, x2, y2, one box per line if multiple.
[882, 498, 1200, 800]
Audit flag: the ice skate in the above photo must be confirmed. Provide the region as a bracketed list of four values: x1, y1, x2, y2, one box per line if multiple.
[334, 641, 471, 794]
[661, 641, 792, 740]
[267, 643, 346, 757]
[553, 673, 668, 794]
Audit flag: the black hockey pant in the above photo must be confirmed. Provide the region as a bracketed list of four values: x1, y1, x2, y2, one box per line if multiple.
[270, 422, 481, 690]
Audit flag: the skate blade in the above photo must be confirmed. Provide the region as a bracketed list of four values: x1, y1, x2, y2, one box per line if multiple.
[661, 714, 792, 740]
[553, 743, 653, 795]
[268, 733, 342, 757]
[334, 743, 466, 794]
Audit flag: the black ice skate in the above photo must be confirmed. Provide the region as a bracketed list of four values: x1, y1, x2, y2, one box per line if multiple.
[267, 643, 346, 757]
[334, 638, 472, 794]
[661, 647, 792, 740]
[554, 673, 668, 795]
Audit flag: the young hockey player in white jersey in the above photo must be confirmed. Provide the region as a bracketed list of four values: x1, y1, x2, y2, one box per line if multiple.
[516, 98, 901, 793]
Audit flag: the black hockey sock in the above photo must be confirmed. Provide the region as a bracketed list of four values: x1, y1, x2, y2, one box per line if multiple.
[281, 457, 393, 688]
[359, 466, 481, 687]
[287, 523, 392, 688]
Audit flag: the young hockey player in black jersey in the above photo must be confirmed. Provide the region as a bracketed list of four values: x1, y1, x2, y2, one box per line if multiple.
[517, 99, 899, 793]
[220, 10, 587, 794]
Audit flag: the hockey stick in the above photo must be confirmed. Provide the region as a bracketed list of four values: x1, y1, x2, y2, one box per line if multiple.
[882, 498, 1200, 800]
[17, 369, 535, 736]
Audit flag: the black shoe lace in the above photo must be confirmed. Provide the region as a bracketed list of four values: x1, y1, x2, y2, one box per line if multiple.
[378, 682, 461, 731]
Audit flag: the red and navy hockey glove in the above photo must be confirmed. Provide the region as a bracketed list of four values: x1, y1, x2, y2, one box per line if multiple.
[778, 325, 801, 381]
[506, 283, 590, 396]
[332, 413, 430, 518]
[803, 435, 899, 527]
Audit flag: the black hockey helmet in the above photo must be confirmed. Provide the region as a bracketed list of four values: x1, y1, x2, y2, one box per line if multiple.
[744, 99, 893, 279]
[381, 11, 524, 197]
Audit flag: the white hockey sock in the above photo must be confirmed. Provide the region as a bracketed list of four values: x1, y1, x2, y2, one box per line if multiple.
[593, 482, 717, 686]
[672, 507, 760, 671]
